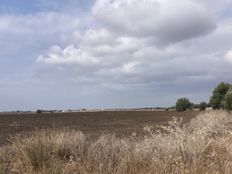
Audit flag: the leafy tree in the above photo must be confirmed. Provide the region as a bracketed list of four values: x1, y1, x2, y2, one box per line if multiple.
[210, 82, 231, 109]
[223, 89, 232, 110]
[199, 102, 208, 111]
[176, 97, 192, 111]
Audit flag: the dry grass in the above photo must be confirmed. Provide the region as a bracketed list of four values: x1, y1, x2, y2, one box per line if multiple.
[1, 111, 232, 174]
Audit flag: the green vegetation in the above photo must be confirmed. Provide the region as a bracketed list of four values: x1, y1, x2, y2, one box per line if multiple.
[199, 102, 208, 111]
[210, 82, 231, 109]
[223, 89, 232, 110]
[175, 97, 192, 111]
[36, 109, 42, 114]
[175, 82, 232, 112]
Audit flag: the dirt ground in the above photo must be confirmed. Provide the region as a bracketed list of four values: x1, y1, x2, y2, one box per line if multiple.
[0, 110, 199, 145]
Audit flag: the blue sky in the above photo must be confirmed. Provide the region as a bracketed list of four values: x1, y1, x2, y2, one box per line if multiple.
[0, 0, 232, 111]
[0, 0, 93, 14]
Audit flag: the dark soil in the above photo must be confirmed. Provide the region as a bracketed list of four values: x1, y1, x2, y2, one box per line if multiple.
[0, 110, 199, 145]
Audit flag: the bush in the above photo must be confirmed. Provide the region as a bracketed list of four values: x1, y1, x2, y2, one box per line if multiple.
[175, 97, 192, 111]
[12, 131, 85, 172]
[36, 109, 42, 114]
[210, 82, 231, 109]
[199, 102, 208, 111]
[193, 104, 200, 109]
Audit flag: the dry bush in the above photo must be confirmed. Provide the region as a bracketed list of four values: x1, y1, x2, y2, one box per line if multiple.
[1, 111, 232, 174]
[9, 130, 85, 173]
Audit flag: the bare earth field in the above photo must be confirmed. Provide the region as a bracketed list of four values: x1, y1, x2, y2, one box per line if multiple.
[0, 110, 198, 145]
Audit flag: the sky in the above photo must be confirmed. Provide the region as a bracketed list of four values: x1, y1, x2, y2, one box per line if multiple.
[0, 0, 232, 111]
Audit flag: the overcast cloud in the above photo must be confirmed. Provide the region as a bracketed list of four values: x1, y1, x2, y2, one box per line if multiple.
[0, 0, 232, 111]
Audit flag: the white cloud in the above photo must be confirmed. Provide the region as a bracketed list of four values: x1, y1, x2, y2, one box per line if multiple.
[37, 45, 99, 66]
[0, 11, 84, 64]
[80, 29, 114, 46]
[191, 0, 232, 13]
[92, 0, 216, 44]
[37, 27, 145, 69]
[225, 49, 232, 63]
[36, 13, 232, 92]
[121, 61, 140, 74]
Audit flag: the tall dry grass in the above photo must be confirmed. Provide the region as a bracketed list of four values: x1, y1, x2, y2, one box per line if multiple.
[1, 111, 232, 174]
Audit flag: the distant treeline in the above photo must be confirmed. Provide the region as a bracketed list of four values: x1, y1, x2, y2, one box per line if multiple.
[175, 82, 232, 111]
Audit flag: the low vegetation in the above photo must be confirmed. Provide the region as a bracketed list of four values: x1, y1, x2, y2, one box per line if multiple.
[199, 101, 208, 111]
[1, 111, 232, 174]
[175, 97, 192, 111]
[210, 82, 231, 109]
[224, 89, 232, 110]
[175, 82, 232, 112]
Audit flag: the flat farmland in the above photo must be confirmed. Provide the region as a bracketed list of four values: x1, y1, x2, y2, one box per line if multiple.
[0, 110, 199, 145]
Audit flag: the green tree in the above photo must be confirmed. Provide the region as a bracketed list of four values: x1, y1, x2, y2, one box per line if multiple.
[176, 97, 192, 111]
[199, 102, 208, 111]
[224, 89, 232, 110]
[210, 82, 231, 109]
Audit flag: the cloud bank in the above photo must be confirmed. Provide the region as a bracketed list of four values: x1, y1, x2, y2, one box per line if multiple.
[37, 0, 220, 90]
[92, 0, 215, 44]
[0, 0, 232, 110]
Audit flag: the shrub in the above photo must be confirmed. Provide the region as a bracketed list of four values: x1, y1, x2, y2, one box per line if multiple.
[175, 97, 192, 111]
[210, 82, 231, 109]
[36, 109, 42, 114]
[199, 102, 208, 111]
[193, 103, 200, 109]
[12, 131, 85, 172]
